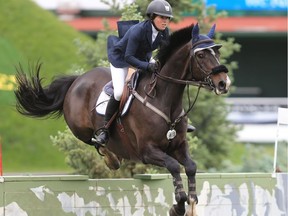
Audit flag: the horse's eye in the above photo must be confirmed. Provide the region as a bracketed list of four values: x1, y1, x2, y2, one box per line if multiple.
[197, 53, 204, 58]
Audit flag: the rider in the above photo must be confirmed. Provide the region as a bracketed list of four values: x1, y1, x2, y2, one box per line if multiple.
[95, 0, 172, 146]
[96, 0, 194, 147]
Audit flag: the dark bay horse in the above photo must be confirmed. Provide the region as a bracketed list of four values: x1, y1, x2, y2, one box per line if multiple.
[14, 23, 230, 216]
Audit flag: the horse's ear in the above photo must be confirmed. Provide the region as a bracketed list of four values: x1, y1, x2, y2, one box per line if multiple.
[192, 23, 200, 41]
[207, 24, 216, 38]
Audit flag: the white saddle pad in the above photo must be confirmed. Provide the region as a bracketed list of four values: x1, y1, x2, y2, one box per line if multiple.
[95, 91, 133, 116]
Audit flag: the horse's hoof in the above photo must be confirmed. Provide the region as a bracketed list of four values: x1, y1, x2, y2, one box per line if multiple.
[169, 204, 185, 216]
[99, 147, 121, 170]
[184, 197, 198, 216]
[187, 195, 198, 204]
[176, 191, 187, 203]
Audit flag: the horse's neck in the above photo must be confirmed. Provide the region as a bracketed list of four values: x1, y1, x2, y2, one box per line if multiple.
[162, 42, 191, 79]
[158, 44, 190, 101]
[151, 47, 191, 114]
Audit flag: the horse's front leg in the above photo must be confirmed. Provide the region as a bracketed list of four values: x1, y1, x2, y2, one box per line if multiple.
[142, 146, 187, 215]
[172, 142, 198, 205]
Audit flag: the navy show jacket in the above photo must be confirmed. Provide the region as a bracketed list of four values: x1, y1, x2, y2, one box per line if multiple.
[107, 20, 169, 70]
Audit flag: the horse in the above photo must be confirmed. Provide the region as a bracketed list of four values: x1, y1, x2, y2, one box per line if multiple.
[14, 23, 230, 216]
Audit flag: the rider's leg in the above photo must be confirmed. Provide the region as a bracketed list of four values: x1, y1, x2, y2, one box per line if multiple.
[96, 64, 128, 146]
[110, 64, 128, 101]
[96, 95, 120, 145]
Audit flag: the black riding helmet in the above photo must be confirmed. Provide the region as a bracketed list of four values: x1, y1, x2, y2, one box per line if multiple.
[146, 0, 173, 19]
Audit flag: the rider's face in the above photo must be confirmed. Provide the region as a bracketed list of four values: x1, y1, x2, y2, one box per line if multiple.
[153, 15, 170, 31]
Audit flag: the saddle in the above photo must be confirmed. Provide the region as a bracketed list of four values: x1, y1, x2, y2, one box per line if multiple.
[95, 71, 140, 116]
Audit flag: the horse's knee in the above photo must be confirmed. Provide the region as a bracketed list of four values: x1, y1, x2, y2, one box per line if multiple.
[166, 159, 181, 174]
[185, 160, 197, 176]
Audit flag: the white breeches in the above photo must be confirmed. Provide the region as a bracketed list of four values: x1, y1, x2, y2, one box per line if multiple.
[110, 63, 128, 101]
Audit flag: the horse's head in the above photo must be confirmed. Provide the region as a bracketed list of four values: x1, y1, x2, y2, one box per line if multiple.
[190, 23, 230, 95]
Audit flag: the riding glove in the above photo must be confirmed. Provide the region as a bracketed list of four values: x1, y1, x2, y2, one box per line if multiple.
[147, 63, 158, 73]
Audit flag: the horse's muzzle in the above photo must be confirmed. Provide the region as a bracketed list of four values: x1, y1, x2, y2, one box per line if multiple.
[215, 75, 231, 95]
[211, 65, 230, 95]
[218, 80, 228, 93]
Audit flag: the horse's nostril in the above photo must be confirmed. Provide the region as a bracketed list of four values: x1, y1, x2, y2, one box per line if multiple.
[219, 81, 226, 90]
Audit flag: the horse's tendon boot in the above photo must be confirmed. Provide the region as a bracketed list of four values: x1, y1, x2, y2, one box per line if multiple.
[99, 147, 121, 170]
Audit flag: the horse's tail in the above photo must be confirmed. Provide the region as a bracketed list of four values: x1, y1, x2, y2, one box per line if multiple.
[14, 63, 79, 118]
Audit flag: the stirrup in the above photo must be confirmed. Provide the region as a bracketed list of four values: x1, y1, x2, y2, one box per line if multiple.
[91, 140, 105, 156]
[94, 128, 109, 147]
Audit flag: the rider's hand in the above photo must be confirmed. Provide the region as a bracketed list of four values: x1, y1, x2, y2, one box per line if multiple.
[147, 63, 158, 73]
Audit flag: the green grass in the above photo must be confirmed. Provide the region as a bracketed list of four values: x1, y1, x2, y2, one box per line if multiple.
[0, 0, 90, 78]
[0, 38, 26, 74]
[0, 89, 73, 172]
[0, 0, 93, 173]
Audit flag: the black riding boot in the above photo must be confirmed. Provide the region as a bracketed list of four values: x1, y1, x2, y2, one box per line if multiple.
[96, 96, 120, 146]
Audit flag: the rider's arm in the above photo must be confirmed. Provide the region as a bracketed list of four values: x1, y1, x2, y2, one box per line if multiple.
[124, 29, 150, 71]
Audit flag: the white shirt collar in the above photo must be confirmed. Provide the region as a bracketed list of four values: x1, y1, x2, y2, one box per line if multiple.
[151, 23, 159, 43]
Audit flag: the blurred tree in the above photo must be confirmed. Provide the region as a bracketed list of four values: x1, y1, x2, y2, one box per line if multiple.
[52, 0, 242, 177]
[179, 0, 241, 170]
[218, 144, 275, 173]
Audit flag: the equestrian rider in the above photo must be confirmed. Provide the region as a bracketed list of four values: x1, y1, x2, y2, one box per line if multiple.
[95, 0, 172, 146]
[96, 0, 194, 147]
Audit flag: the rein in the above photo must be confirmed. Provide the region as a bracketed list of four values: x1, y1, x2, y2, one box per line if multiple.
[169, 85, 201, 130]
[154, 69, 214, 91]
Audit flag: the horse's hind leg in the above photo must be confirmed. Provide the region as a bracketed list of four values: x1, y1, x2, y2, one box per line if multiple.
[142, 147, 187, 215]
[81, 132, 121, 170]
[69, 129, 121, 170]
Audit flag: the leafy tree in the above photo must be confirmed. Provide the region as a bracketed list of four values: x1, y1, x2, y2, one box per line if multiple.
[73, 3, 144, 68]
[51, 127, 145, 178]
[52, 0, 241, 177]
[218, 144, 276, 173]
[179, 1, 241, 170]
[51, 127, 170, 177]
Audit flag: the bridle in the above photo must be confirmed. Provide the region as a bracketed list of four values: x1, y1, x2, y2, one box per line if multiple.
[131, 39, 228, 140]
[154, 39, 226, 92]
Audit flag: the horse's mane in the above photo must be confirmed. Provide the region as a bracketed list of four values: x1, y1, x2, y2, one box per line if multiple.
[156, 24, 194, 66]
